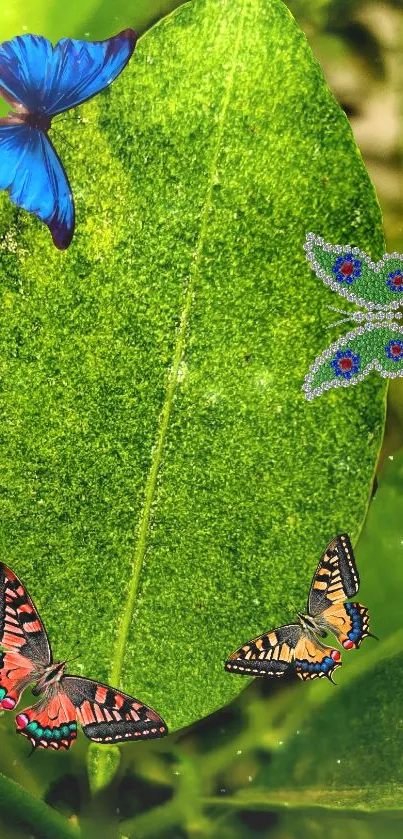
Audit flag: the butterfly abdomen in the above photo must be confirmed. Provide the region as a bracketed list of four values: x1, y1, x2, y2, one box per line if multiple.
[26, 113, 52, 132]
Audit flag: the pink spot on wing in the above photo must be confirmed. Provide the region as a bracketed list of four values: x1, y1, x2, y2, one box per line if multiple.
[16, 713, 29, 728]
[1, 697, 16, 710]
[330, 650, 341, 661]
[343, 640, 355, 650]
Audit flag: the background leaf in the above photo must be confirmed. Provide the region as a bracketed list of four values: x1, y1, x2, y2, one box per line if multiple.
[0, 0, 183, 42]
[0, 0, 385, 739]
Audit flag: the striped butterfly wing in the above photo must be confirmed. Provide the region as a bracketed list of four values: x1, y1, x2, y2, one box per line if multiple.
[308, 534, 372, 650]
[318, 601, 371, 651]
[308, 535, 358, 615]
[0, 564, 51, 711]
[62, 676, 168, 744]
[293, 634, 342, 682]
[225, 623, 343, 682]
[225, 624, 302, 677]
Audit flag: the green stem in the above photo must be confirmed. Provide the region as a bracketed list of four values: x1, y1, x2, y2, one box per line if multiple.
[0, 771, 80, 839]
[120, 749, 206, 838]
[203, 794, 403, 818]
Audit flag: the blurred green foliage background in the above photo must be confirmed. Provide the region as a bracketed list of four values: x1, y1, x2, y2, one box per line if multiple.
[0, 1, 402, 838]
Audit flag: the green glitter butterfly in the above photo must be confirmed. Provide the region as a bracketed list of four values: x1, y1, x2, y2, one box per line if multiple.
[303, 233, 403, 400]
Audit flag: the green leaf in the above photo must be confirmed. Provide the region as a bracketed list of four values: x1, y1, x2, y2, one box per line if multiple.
[0, 0, 384, 777]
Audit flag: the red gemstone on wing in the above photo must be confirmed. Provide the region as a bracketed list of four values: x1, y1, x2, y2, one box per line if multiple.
[330, 650, 341, 661]
[341, 262, 354, 276]
[16, 713, 29, 728]
[339, 358, 353, 371]
[343, 640, 355, 649]
[391, 344, 402, 356]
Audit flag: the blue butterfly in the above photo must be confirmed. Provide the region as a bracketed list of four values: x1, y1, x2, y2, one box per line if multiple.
[0, 30, 137, 249]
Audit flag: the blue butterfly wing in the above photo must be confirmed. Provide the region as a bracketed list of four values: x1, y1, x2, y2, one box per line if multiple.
[48, 29, 137, 115]
[0, 30, 137, 116]
[0, 35, 55, 112]
[0, 125, 74, 249]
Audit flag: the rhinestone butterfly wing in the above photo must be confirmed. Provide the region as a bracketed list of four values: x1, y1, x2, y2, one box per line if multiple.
[303, 234, 403, 399]
[304, 233, 403, 310]
[0, 563, 51, 711]
[225, 535, 371, 682]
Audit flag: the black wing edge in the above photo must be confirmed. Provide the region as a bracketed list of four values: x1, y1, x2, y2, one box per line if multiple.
[224, 624, 302, 677]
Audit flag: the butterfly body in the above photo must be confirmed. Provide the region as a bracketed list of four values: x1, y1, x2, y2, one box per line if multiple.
[7, 110, 52, 133]
[296, 611, 327, 638]
[225, 534, 373, 683]
[303, 234, 403, 399]
[0, 564, 168, 751]
[0, 30, 137, 249]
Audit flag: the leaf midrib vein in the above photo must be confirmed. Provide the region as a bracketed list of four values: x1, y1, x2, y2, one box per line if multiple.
[110, 2, 247, 688]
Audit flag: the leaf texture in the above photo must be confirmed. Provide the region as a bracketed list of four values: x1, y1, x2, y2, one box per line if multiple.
[0, 0, 385, 743]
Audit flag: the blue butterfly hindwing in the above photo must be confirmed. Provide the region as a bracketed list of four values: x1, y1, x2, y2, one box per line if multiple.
[0, 30, 137, 248]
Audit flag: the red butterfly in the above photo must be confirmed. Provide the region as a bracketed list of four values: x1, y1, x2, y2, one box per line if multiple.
[0, 564, 168, 751]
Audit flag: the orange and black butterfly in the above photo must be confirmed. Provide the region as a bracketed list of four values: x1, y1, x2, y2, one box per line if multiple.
[225, 534, 375, 683]
[0, 563, 168, 751]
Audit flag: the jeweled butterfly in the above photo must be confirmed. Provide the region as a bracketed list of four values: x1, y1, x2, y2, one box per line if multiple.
[225, 534, 375, 682]
[303, 233, 403, 400]
[0, 564, 168, 751]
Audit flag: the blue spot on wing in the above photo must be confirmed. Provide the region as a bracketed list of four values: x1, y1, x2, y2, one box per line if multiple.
[296, 655, 338, 676]
[345, 602, 367, 645]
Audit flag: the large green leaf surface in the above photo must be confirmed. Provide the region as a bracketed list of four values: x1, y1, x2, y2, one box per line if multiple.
[0, 0, 385, 750]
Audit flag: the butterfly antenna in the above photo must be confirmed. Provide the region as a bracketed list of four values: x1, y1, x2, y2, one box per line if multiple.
[53, 114, 80, 124]
[367, 632, 379, 641]
[327, 317, 353, 328]
[66, 655, 81, 667]
[326, 305, 356, 329]
[50, 128, 75, 152]
[65, 639, 81, 662]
